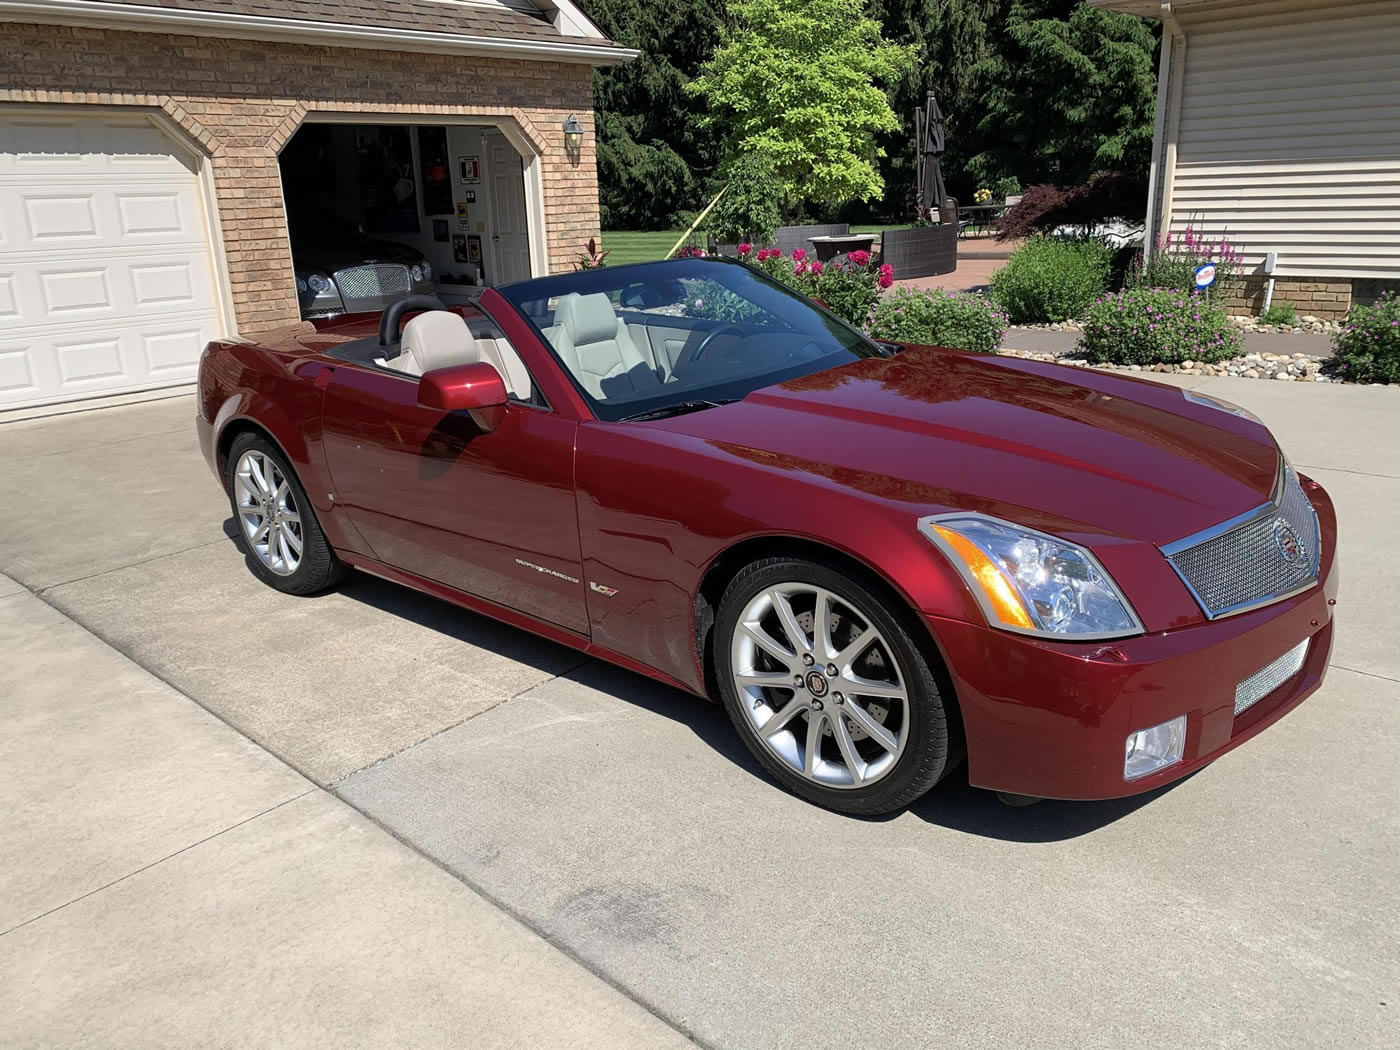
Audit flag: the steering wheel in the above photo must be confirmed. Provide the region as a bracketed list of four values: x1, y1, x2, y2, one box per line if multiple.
[688, 323, 748, 362]
[379, 294, 446, 347]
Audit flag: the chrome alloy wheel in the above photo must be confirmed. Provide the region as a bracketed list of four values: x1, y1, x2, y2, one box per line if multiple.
[730, 584, 909, 789]
[233, 449, 303, 577]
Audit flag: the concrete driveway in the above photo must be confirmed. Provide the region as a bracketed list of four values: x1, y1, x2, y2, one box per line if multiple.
[2, 376, 1396, 1048]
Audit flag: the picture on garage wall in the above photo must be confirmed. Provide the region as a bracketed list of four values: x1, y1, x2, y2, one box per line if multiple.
[453, 234, 469, 263]
[357, 126, 418, 234]
[433, 219, 449, 242]
[459, 155, 480, 185]
[417, 126, 453, 216]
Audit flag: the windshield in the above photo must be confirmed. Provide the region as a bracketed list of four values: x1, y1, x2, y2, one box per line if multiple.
[495, 258, 888, 422]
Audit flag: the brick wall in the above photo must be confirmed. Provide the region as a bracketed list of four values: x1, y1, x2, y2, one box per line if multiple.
[0, 22, 601, 334]
[1221, 276, 1354, 321]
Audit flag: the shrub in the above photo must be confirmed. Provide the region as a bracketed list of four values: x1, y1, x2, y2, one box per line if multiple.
[1259, 301, 1298, 327]
[989, 236, 1114, 323]
[1128, 225, 1244, 296]
[1079, 287, 1243, 365]
[1327, 291, 1400, 384]
[996, 172, 1147, 241]
[868, 288, 1007, 354]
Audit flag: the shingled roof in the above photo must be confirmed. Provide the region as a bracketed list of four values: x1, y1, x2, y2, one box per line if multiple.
[16, 0, 631, 62]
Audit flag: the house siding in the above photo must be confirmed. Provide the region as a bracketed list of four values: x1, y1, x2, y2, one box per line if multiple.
[1165, 0, 1400, 317]
[0, 21, 601, 335]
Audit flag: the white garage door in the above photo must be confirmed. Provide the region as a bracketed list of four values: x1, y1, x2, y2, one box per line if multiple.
[0, 110, 224, 410]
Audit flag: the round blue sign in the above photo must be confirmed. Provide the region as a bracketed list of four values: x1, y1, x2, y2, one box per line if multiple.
[1194, 263, 1218, 289]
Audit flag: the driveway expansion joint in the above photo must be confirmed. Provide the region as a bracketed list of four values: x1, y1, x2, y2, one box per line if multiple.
[0, 790, 316, 939]
[328, 655, 596, 786]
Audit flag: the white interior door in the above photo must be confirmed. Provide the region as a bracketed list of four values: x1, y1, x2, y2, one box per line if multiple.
[486, 133, 530, 284]
[0, 109, 224, 410]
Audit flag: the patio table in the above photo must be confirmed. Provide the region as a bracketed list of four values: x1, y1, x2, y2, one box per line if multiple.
[807, 234, 876, 263]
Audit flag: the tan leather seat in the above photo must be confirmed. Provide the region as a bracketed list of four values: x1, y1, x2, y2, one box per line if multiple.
[398, 310, 532, 400]
[549, 292, 661, 400]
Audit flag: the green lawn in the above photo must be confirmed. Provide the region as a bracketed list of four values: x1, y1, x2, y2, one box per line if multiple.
[602, 225, 908, 265]
[600, 230, 686, 266]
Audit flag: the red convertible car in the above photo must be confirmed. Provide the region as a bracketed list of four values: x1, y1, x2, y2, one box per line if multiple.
[197, 258, 1338, 814]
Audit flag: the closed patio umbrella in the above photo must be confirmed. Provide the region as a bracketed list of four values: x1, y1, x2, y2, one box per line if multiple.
[918, 92, 950, 216]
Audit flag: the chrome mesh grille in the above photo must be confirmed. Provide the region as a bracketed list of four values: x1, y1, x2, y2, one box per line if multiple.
[1235, 639, 1309, 715]
[334, 264, 411, 312]
[1167, 467, 1320, 618]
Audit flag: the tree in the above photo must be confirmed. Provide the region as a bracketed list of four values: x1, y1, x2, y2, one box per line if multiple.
[690, 0, 915, 210]
[579, 1, 732, 229]
[965, 1, 1158, 189]
[869, 0, 1010, 214]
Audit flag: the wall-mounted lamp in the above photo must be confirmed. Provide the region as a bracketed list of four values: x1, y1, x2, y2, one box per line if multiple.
[562, 115, 584, 151]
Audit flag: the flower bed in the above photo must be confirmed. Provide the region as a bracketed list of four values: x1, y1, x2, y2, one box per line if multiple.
[745, 246, 892, 328]
[1325, 291, 1400, 384]
[1079, 287, 1242, 365]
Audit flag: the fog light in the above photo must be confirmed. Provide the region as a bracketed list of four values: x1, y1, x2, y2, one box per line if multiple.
[1124, 715, 1187, 781]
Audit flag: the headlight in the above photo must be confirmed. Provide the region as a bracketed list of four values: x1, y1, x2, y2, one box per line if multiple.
[410, 265, 424, 282]
[1182, 389, 1262, 424]
[421, 262, 432, 280]
[296, 277, 308, 293]
[921, 513, 1143, 639]
[307, 273, 331, 294]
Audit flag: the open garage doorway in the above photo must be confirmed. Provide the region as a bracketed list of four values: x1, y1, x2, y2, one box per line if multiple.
[278, 120, 533, 320]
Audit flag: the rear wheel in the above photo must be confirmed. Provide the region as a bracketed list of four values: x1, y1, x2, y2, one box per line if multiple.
[715, 557, 957, 815]
[226, 432, 347, 595]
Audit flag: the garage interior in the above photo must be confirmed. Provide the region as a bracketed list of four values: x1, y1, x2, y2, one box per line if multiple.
[278, 121, 532, 318]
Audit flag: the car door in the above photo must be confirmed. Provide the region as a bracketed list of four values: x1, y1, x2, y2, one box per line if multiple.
[318, 360, 588, 635]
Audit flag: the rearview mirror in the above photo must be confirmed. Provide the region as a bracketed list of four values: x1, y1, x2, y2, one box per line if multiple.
[417, 361, 508, 432]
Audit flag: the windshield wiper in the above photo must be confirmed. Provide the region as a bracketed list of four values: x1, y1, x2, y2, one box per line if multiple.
[620, 399, 737, 422]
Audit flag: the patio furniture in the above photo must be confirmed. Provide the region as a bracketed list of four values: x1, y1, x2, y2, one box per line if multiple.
[807, 233, 876, 263]
[957, 204, 1007, 237]
[880, 224, 957, 280]
[774, 223, 848, 255]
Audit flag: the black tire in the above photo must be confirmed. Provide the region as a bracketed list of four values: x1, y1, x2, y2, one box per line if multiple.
[225, 431, 348, 596]
[714, 557, 959, 816]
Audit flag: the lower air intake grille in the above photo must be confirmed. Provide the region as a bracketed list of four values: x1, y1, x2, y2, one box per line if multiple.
[334, 264, 411, 313]
[1235, 639, 1309, 716]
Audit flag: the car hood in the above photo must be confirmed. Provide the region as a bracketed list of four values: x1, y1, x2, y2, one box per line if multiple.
[654, 348, 1281, 549]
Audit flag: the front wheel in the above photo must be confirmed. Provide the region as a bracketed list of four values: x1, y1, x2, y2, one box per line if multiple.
[714, 558, 958, 815]
[225, 432, 348, 595]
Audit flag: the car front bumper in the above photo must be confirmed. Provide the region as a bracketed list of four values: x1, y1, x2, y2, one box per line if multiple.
[927, 488, 1340, 801]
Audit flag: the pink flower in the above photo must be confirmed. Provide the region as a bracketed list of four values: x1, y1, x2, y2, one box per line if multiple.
[737, 242, 753, 256]
[795, 261, 808, 275]
[809, 260, 824, 274]
[791, 248, 806, 261]
[849, 249, 871, 267]
[878, 272, 894, 289]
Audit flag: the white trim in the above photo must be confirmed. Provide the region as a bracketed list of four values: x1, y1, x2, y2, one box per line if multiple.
[424, 0, 607, 40]
[0, 0, 638, 65]
[1142, 18, 1173, 259]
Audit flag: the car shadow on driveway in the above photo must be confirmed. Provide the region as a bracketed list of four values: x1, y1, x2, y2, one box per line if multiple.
[229, 517, 1184, 843]
[477, 652, 1184, 845]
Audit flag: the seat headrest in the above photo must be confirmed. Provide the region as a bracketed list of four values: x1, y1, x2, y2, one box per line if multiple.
[401, 310, 479, 374]
[555, 292, 620, 346]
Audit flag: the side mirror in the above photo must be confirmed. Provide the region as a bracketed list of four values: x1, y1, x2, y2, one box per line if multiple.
[417, 361, 508, 432]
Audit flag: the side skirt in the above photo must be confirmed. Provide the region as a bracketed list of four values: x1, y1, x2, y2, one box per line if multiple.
[341, 553, 705, 699]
